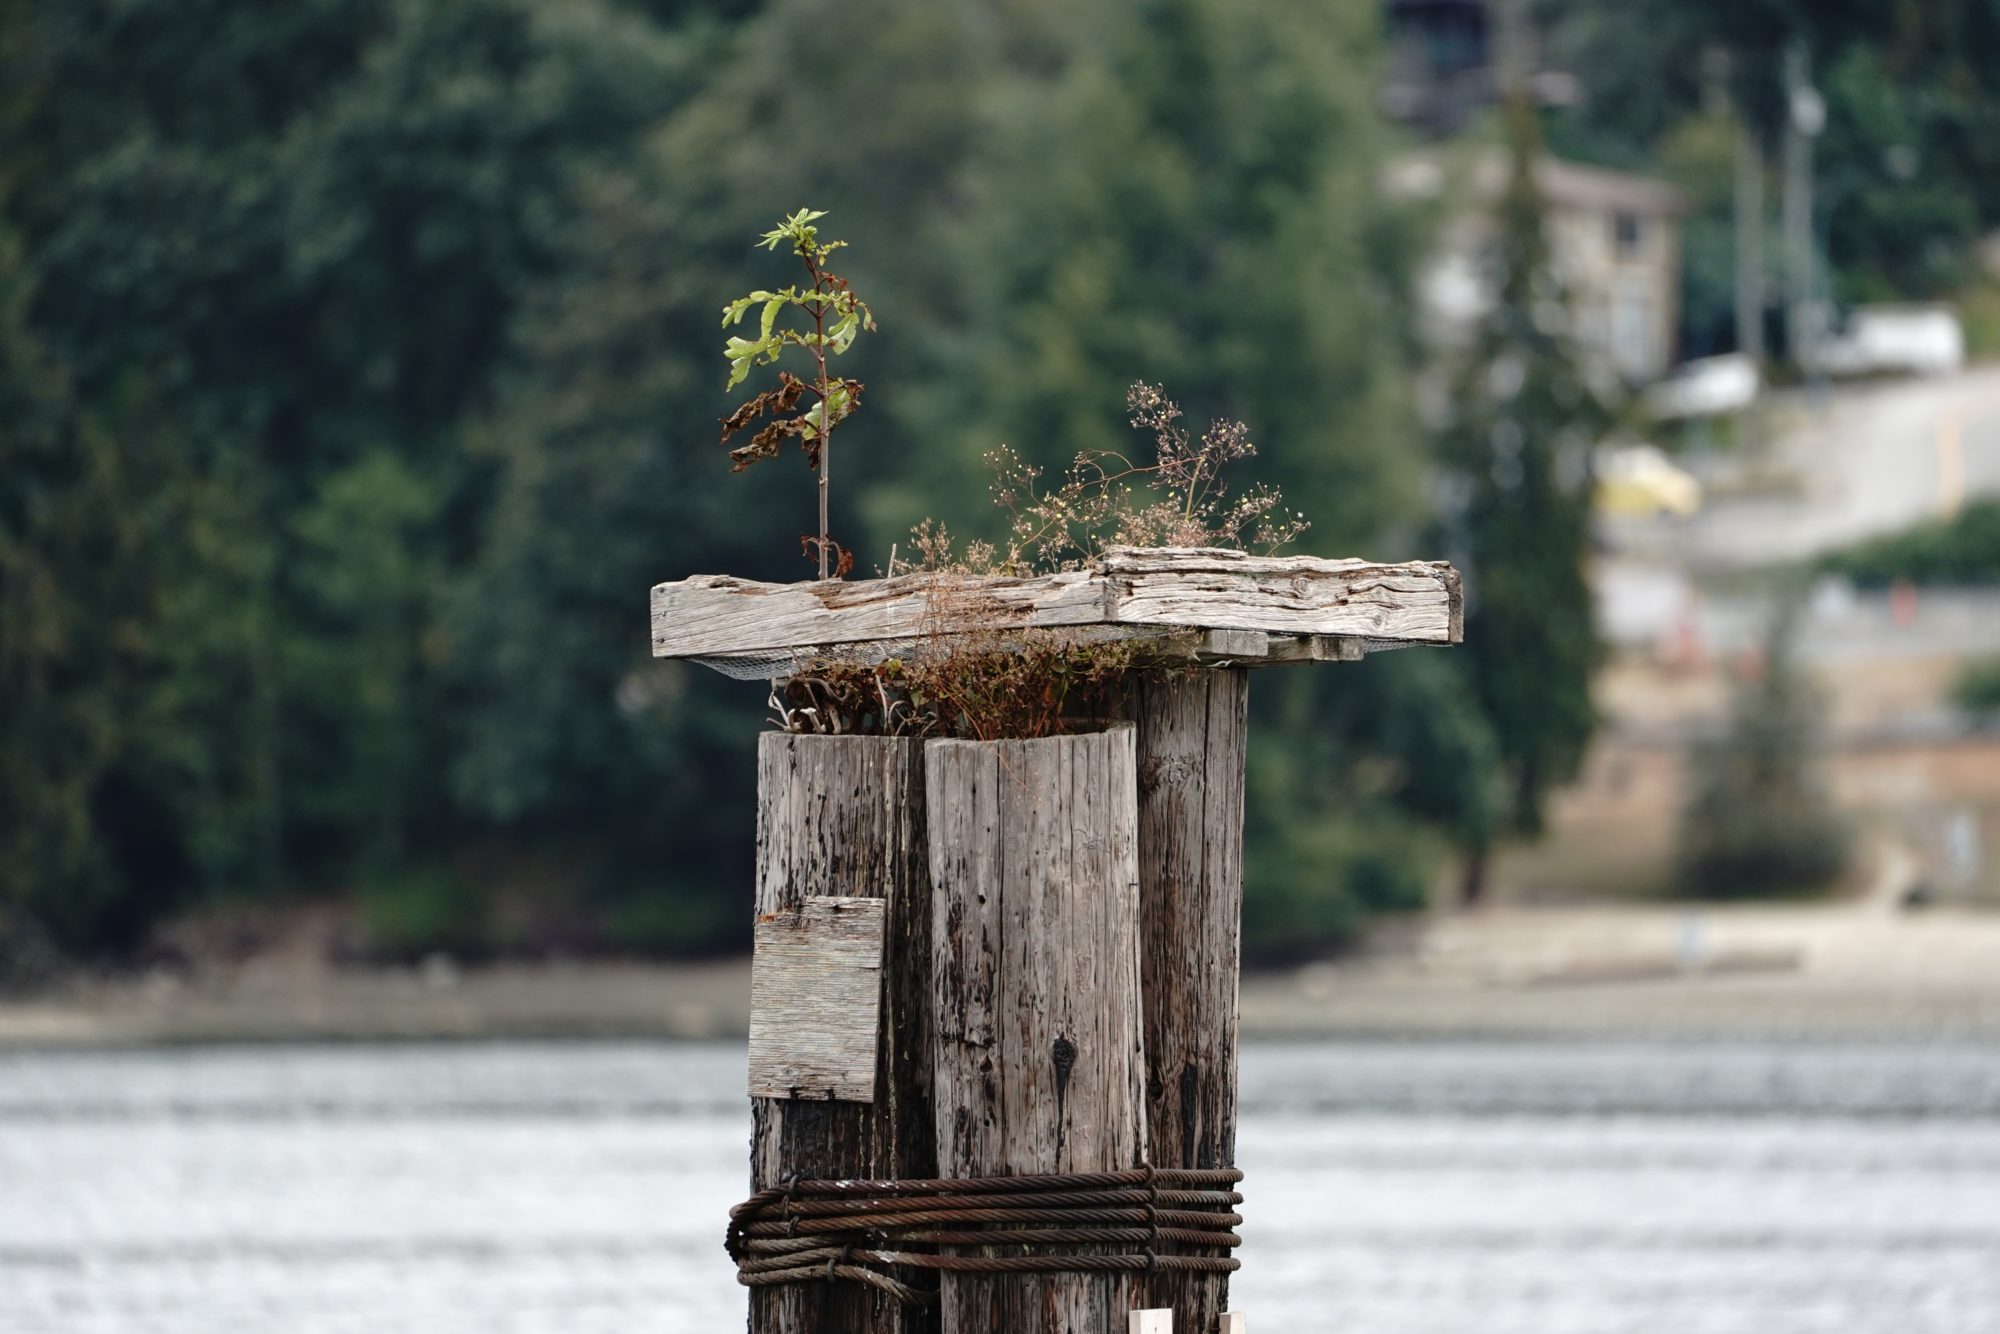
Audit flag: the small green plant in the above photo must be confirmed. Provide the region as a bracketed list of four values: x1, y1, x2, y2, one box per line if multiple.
[718, 208, 876, 579]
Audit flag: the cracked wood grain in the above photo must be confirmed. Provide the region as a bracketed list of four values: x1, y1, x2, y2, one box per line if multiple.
[748, 895, 886, 1102]
[652, 546, 1459, 668]
[750, 733, 937, 1334]
[1126, 670, 1247, 1329]
[925, 724, 1148, 1334]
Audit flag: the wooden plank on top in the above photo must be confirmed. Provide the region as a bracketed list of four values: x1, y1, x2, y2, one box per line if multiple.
[651, 545, 1460, 663]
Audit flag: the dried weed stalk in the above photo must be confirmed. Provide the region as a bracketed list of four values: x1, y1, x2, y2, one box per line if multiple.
[770, 381, 1304, 740]
[979, 382, 1308, 573]
[769, 637, 1143, 742]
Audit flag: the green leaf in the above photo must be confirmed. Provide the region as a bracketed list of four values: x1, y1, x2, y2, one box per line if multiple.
[758, 296, 783, 344]
[723, 334, 776, 389]
[722, 290, 783, 325]
[828, 310, 858, 355]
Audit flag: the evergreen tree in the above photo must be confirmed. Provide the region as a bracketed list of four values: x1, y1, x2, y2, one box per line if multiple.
[0, 211, 137, 958]
[4, 0, 697, 954]
[0, 4, 192, 960]
[1677, 603, 1849, 896]
[1436, 100, 1604, 903]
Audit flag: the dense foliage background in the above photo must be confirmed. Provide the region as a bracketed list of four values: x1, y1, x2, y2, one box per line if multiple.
[7, 0, 1997, 972]
[0, 0, 1466, 967]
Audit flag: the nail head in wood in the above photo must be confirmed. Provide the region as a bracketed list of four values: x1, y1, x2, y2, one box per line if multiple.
[1129, 1312, 1173, 1334]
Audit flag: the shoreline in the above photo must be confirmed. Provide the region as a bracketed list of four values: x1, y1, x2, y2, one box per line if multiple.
[7, 898, 2000, 1048]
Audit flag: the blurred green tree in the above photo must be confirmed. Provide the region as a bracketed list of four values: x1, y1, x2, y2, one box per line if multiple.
[1434, 100, 1604, 903]
[1244, 650, 1501, 955]
[1952, 658, 2000, 720]
[893, 0, 1458, 945]
[896, 0, 1423, 545]
[0, 2, 203, 957]
[450, 0, 1450, 955]
[0, 209, 152, 954]
[288, 452, 445, 879]
[1819, 500, 2000, 586]
[445, 0, 1021, 952]
[3, 0, 699, 956]
[1, 0, 1489, 967]
[1677, 603, 1850, 897]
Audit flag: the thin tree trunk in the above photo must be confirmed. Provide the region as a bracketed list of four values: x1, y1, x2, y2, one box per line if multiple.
[750, 733, 937, 1334]
[1460, 846, 1489, 908]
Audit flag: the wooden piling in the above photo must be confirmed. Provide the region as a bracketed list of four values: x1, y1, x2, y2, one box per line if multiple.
[749, 733, 938, 1334]
[655, 546, 1465, 1333]
[1129, 668, 1248, 1328]
[925, 724, 1149, 1333]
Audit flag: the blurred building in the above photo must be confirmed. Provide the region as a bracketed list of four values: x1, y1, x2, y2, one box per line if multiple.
[1388, 149, 1689, 387]
[1382, 0, 1577, 135]
[1382, 0, 1494, 134]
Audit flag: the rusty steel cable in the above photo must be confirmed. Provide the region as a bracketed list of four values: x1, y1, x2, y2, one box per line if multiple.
[725, 1165, 1243, 1306]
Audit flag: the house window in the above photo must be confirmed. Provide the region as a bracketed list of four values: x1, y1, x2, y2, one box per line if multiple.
[1612, 211, 1645, 258]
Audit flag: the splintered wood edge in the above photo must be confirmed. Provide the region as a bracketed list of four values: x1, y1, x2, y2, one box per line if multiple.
[650, 546, 1460, 674]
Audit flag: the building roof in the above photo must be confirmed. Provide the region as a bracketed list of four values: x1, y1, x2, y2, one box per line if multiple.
[1385, 148, 1689, 218]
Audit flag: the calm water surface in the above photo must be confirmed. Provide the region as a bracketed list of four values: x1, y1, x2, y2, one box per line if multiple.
[5, 1039, 2000, 1333]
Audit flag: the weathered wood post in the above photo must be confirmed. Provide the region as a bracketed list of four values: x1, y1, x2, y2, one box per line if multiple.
[926, 724, 1148, 1331]
[747, 734, 937, 1334]
[653, 547, 1461, 1333]
[1127, 668, 1247, 1330]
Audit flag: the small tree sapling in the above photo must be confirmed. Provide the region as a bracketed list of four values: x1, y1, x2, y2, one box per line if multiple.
[718, 208, 876, 579]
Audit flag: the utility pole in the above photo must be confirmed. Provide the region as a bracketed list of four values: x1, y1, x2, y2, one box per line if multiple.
[1780, 37, 1823, 383]
[1733, 92, 1766, 369]
[1730, 49, 1767, 449]
[1492, 0, 1533, 103]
